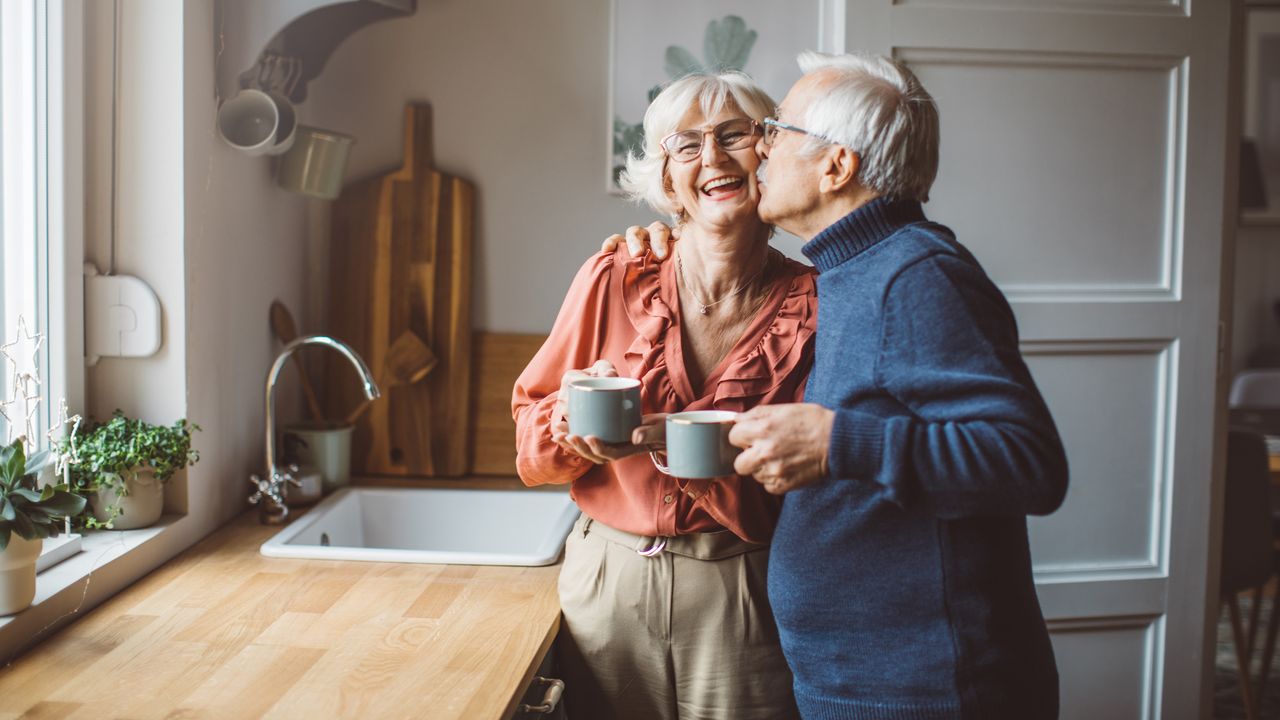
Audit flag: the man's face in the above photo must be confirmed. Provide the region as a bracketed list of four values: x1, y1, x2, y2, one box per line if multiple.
[756, 74, 827, 237]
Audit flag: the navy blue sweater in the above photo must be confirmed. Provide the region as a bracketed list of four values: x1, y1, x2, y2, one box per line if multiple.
[771, 198, 1068, 720]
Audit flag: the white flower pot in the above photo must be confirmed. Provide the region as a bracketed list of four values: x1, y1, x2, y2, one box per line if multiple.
[0, 535, 42, 615]
[90, 468, 164, 530]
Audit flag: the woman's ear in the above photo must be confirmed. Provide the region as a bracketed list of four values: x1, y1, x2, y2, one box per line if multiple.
[662, 171, 685, 219]
[819, 147, 860, 194]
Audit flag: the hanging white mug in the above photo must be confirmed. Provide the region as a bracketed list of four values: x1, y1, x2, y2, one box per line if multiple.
[216, 88, 279, 156]
[263, 90, 297, 155]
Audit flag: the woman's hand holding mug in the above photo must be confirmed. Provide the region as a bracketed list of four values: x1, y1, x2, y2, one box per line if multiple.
[554, 413, 668, 465]
[552, 359, 666, 464]
[553, 359, 618, 422]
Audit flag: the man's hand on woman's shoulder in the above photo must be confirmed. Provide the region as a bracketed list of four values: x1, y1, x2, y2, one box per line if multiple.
[602, 221, 679, 260]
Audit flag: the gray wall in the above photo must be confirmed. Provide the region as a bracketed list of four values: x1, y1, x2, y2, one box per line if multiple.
[304, 0, 1277, 374]
[85, 0, 313, 523]
[301, 0, 805, 335]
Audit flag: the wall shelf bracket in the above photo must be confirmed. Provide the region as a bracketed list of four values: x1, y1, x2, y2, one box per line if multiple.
[215, 0, 414, 104]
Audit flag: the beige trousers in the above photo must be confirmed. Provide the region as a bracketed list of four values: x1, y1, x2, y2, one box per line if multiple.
[556, 515, 799, 720]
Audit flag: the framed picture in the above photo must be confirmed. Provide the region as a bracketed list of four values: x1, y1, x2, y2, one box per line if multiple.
[607, 0, 840, 193]
[1243, 4, 1280, 225]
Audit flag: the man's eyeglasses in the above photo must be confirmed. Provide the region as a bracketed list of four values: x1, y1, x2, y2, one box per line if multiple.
[761, 117, 824, 146]
[660, 118, 762, 163]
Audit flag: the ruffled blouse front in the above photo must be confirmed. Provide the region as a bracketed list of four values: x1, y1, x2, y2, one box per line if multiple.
[512, 248, 817, 543]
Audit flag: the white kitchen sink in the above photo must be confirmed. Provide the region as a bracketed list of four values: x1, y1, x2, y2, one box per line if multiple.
[260, 486, 579, 566]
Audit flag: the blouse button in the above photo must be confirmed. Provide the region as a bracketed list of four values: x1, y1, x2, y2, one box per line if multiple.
[663, 494, 673, 504]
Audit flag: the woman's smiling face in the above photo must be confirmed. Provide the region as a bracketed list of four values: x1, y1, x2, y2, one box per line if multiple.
[663, 104, 763, 231]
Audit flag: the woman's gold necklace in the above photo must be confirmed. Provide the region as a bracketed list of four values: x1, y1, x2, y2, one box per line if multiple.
[676, 251, 769, 315]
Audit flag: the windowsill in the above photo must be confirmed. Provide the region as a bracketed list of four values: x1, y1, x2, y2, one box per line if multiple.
[0, 514, 186, 637]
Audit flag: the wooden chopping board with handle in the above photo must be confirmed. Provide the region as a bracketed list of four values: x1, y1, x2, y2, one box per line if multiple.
[325, 103, 473, 477]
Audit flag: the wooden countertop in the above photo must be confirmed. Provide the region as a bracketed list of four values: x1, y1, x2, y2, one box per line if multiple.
[0, 499, 563, 720]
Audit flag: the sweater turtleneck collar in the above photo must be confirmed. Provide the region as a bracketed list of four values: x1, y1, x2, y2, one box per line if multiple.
[800, 197, 926, 273]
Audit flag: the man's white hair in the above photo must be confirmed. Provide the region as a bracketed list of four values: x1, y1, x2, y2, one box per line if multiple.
[619, 71, 775, 219]
[795, 51, 939, 203]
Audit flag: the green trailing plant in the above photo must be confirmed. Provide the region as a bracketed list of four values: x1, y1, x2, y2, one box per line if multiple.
[0, 439, 87, 551]
[60, 411, 200, 529]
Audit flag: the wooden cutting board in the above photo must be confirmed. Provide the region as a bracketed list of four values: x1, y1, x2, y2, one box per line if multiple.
[325, 103, 473, 477]
[468, 332, 548, 476]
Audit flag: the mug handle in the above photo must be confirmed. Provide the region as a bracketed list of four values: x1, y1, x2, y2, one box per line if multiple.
[650, 451, 671, 475]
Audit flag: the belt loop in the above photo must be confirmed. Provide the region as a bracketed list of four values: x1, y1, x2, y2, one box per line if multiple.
[637, 537, 667, 557]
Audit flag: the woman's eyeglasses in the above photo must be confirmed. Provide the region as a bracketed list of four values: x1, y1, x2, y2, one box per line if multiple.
[660, 118, 762, 163]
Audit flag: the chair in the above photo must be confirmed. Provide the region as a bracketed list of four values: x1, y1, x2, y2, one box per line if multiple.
[1230, 369, 1280, 410]
[1220, 429, 1275, 720]
[1259, 547, 1280, 712]
[1228, 370, 1280, 709]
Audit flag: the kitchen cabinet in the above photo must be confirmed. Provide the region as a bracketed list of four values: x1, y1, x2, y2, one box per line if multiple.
[509, 642, 566, 720]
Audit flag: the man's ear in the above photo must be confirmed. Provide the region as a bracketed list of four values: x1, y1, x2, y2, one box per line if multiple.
[819, 147, 860, 194]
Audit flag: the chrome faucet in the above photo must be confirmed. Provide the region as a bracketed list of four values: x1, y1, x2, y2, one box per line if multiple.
[249, 334, 380, 524]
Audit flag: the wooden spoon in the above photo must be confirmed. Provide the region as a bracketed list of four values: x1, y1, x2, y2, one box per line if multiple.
[344, 330, 438, 425]
[268, 300, 326, 423]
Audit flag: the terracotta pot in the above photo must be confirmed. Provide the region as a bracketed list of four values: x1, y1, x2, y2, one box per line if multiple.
[0, 535, 42, 615]
[90, 468, 164, 530]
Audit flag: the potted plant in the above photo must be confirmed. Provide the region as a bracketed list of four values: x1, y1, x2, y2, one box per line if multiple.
[0, 439, 86, 615]
[62, 412, 200, 530]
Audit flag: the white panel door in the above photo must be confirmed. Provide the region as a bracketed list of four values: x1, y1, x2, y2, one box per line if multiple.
[842, 2, 1233, 718]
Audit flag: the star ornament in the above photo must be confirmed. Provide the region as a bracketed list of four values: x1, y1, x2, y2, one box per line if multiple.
[17, 375, 40, 454]
[1, 316, 44, 380]
[46, 398, 82, 444]
[47, 398, 83, 474]
[0, 380, 17, 434]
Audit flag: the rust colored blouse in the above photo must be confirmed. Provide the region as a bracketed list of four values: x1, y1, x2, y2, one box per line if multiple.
[512, 248, 817, 543]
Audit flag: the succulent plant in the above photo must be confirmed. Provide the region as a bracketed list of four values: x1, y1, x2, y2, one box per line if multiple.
[0, 439, 86, 551]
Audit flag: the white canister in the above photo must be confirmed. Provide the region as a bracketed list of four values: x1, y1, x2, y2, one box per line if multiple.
[290, 467, 324, 505]
[283, 423, 354, 493]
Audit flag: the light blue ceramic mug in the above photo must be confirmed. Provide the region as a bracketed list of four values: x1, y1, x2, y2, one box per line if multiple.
[650, 410, 741, 479]
[567, 377, 642, 444]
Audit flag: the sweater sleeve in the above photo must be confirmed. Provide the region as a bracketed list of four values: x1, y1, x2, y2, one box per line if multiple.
[827, 253, 1068, 518]
[511, 251, 616, 486]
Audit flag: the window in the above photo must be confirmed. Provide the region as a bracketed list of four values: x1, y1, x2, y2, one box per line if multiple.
[1, 0, 48, 445]
[0, 2, 199, 661]
[0, 0, 82, 448]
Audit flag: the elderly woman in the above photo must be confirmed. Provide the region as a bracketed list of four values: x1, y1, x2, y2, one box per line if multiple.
[512, 71, 816, 720]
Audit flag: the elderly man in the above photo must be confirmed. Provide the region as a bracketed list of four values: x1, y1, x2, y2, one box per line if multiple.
[607, 51, 1068, 719]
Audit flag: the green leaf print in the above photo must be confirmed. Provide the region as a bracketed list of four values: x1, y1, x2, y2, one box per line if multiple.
[703, 15, 756, 71]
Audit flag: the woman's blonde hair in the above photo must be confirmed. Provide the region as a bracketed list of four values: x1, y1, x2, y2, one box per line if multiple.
[618, 71, 775, 220]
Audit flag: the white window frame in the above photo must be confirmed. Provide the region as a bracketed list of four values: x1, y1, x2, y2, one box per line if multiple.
[0, 0, 82, 448]
[1, 0, 48, 444]
[44, 0, 85, 432]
